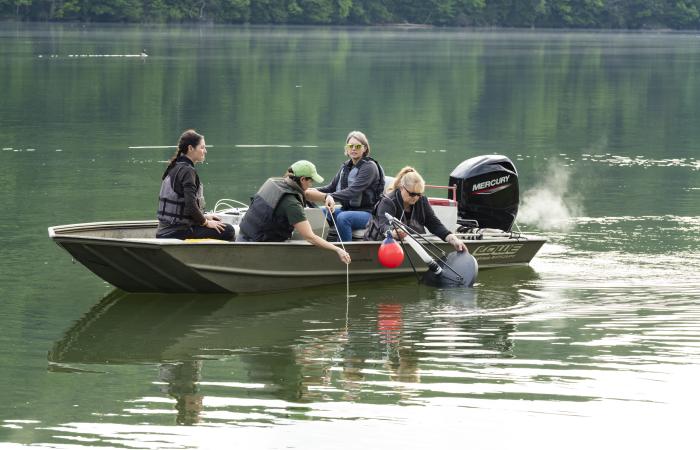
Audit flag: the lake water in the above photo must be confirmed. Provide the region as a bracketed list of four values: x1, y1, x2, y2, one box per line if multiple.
[0, 24, 699, 449]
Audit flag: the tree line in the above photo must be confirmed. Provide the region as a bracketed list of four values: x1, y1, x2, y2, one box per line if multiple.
[2, 0, 700, 29]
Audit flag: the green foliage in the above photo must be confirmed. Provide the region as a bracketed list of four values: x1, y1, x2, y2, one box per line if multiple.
[299, 0, 334, 23]
[249, 0, 288, 23]
[665, 0, 700, 28]
[543, 0, 605, 28]
[1, 0, 700, 28]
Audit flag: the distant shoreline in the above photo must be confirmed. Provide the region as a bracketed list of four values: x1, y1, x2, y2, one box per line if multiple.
[0, 20, 694, 33]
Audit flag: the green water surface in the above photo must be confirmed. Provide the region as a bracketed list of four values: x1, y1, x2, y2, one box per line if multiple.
[0, 24, 698, 449]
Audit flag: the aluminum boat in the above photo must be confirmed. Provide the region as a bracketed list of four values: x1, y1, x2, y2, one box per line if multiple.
[48, 218, 544, 294]
[48, 154, 546, 294]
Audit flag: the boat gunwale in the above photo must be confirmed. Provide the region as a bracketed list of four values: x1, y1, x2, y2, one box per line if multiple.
[49, 220, 548, 247]
[47, 220, 547, 293]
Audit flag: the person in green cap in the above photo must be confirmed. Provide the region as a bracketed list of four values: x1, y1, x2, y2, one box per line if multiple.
[237, 160, 351, 264]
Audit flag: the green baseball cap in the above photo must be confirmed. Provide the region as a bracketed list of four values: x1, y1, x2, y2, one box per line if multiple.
[290, 160, 324, 183]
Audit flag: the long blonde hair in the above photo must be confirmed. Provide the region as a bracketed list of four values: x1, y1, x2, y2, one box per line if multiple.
[345, 130, 371, 157]
[388, 166, 425, 193]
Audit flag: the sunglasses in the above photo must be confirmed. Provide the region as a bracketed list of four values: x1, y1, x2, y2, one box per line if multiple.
[403, 186, 423, 198]
[345, 143, 364, 150]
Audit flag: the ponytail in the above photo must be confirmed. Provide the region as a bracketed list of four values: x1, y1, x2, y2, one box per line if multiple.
[388, 166, 423, 192]
[163, 129, 203, 179]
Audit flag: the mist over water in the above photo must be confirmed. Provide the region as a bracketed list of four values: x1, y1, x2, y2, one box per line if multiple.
[518, 159, 582, 231]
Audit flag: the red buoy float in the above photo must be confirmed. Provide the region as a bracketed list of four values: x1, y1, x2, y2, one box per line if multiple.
[378, 233, 404, 268]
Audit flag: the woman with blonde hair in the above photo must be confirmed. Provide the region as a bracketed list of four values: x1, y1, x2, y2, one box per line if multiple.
[306, 130, 385, 242]
[363, 166, 466, 252]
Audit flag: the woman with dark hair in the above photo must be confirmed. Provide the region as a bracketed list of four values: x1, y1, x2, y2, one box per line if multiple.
[306, 130, 385, 242]
[237, 160, 351, 264]
[156, 129, 235, 241]
[363, 166, 466, 252]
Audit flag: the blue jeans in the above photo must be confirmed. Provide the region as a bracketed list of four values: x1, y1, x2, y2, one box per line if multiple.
[324, 208, 371, 242]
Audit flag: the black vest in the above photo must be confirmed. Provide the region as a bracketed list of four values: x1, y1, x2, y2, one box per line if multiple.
[239, 178, 305, 242]
[337, 157, 386, 211]
[156, 159, 203, 226]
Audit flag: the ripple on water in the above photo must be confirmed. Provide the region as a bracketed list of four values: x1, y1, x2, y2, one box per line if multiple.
[580, 153, 699, 170]
[531, 215, 700, 290]
[10, 212, 698, 446]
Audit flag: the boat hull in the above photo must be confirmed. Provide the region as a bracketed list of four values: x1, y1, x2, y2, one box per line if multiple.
[49, 221, 545, 294]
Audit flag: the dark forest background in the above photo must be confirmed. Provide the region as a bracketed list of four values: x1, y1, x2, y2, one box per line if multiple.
[2, 0, 700, 29]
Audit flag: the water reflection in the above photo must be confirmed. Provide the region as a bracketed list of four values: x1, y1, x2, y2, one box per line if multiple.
[37, 258, 700, 448]
[47, 272, 537, 425]
[159, 361, 204, 425]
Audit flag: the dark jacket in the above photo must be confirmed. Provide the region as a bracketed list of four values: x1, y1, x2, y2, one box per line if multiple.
[317, 157, 385, 212]
[157, 156, 205, 227]
[239, 177, 305, 242]
[363, 189, 451, 241]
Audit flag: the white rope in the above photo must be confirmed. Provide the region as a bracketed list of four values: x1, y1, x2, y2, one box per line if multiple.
[325, 209, 350, 301]
[213, 198, 249, 212]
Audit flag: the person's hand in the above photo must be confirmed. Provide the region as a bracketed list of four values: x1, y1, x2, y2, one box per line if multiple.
[325, 194, 336, 213]
[204, 216, 226, 233]
[392, 229, 407, 240]
[446, 234, 466, 252]
[336, 248, 351, 264]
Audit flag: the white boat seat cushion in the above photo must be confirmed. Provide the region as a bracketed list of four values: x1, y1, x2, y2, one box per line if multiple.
[429, 198, 458, 232]
[352, 228, 367, 239]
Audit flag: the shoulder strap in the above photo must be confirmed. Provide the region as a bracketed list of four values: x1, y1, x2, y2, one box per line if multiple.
[166, 162, 190, 196]
[366, 157, 386, 197]
[366, 156, 385, 178]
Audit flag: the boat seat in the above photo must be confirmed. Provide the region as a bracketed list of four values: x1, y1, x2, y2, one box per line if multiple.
[321, 227, 366, 242]
[352, 228, 367, 240]
[429, 198, 458, 232]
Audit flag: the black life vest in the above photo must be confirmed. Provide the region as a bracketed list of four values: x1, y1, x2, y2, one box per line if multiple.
[156, 160, 204, 226]
[239, 178, 305, 242]
[336, 157, 386, 210]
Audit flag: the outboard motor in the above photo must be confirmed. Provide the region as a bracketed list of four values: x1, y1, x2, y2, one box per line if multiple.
[449, 155, 519, 231]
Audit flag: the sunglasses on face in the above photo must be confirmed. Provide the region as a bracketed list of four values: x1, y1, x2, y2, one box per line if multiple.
[403, 186, 423, 198]
[345, 143, 364, 150]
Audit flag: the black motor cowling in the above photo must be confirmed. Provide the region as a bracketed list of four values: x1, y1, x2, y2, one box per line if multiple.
[449, 155, 519, 231]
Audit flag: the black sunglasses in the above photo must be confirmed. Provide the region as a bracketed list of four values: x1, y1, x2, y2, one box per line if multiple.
[403, 186, 423, 197]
